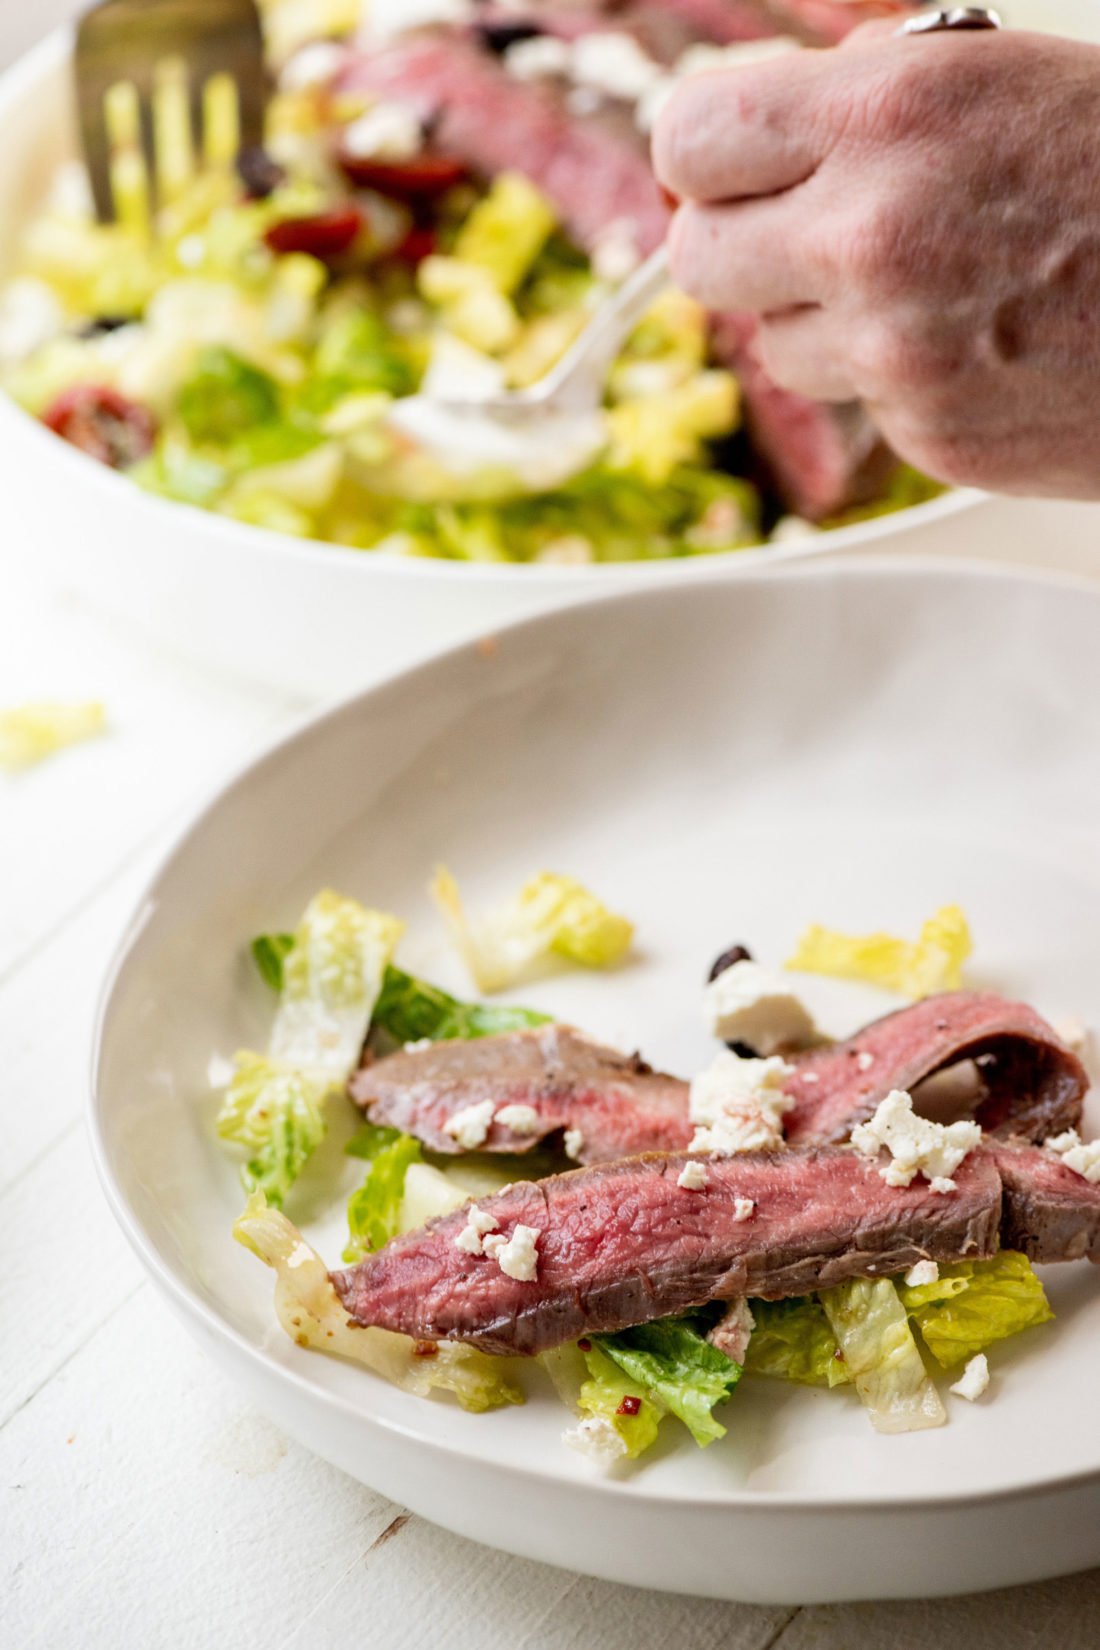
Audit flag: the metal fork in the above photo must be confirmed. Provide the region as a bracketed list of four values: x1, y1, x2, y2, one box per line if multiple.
[422, 244, 672, 422]
[74, 0, 267, 224]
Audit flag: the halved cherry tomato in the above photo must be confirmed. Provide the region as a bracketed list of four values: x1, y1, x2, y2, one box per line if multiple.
[336, 152, 468, 202]
[42, 385, 157, 469]
[264, 207, 363, 259]
[391, 224, 438, 267]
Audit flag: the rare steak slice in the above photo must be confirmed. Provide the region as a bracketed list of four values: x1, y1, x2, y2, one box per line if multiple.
[785, 993, 1087, 1147]
[985, 1139, 1100, 1266]
[332, 1146, 1001, 1354]
[340, 29, 896, 519]
[350, 1024, 691, 1163]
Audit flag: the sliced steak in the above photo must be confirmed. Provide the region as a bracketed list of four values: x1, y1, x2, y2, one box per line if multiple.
[985, 1139, 1100, 1266]
[332, 1146, 1001, 1353]
[785, 992, 1088, 1147]
[350, 1024, 691, 1163]
[340, 30, 896, 518]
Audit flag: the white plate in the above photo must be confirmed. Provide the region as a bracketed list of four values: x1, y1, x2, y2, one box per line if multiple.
[93, 558, 1100, 1604]
[5, 4, 1100, 696]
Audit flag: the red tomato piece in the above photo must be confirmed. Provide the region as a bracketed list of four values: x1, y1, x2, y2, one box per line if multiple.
[337, 152, 468, 202]
[392, 224, 438, 267]
[264, 207, 363, 259]
[42, 384, 157, 469]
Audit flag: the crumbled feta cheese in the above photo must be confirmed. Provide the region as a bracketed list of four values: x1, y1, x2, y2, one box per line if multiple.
[403, 1037, 433, 1053]
[572, 33, 663, 102]
[563, 1415, 629, 1467]
[851, 1090, 981, 1192]
[341, 101, 424, 162]
[678, 1160, 708, 1191]
[1046, 1129, 1100, 1183]
[279, 40, 349, 91]
[0, 278, 64, 369]
[733, 1197, 755, 1222]
[442, 1099, 497, 1150]
[563, 1128, 585, 1161]
[702, 960, 818, 1057]
[708, 1298, 755, 1363]
[950, 1353, 990, 1402]
[905, 1260, 940, 1287]
[688, 1051, 794, 1155]
[495, 1103, 542, 1136]
[770, 515, 820, 546]
[454, 1204, 500, 1256]
[857, 1050, 875, 1072]
[483, 1223, 541, 1281]
[504, 35, 572, 82]
[592, 222, 642, 284]
[1054, 1015, 1089, 1053]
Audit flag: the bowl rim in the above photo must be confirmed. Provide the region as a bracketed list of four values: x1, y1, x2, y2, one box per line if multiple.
[0, 26, 986, 588]
[89, 553, 1100, 1516]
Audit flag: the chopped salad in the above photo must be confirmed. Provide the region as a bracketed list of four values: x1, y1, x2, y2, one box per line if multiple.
[214, 880, 1097, 1470]
[0, 0, 940, 564]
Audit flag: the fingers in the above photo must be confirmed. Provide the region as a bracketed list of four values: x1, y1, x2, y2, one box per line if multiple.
[652, 50, 843, 204]
[753, 307, 859, 403]
[668, 195, 827, 314]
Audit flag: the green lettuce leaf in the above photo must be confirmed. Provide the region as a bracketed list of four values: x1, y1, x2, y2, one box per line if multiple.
[594, 1317, 742, 1448]
[744, 1297, 851, 1388]
[270, 890, 404, 1077]
[252, 932, 295, 992]
[896, 1251, 1054, 1368]
[178, 345, 281, 443]
[215, 1052, 330, 1208]
[343, 1131, 423, 1263]
[578, 1344, 664, 1459]
[234, 1194, 522, 1413]
[371, 964, 550, 1044]
[820, 1278, 945, 1434]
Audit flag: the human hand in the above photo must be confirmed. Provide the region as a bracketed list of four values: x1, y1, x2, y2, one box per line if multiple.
[653, 27, 1100, 498]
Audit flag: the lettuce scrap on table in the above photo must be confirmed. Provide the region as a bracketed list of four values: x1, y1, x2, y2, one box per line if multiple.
[0, 701, 106, 770]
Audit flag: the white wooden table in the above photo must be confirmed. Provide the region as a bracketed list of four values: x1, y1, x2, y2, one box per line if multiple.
[4, 10, 1100, 1646]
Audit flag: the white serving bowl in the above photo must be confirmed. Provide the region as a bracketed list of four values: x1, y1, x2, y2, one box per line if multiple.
[92, 558, 1100, 1603]
[4, 3, 1100, 697]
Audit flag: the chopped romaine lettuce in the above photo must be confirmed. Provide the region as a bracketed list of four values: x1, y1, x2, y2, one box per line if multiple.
[0, 701, 106, 769]
[177, 345, 281, 443]
[371, 964, 551, 1044]
[578, 1344, 664, 1459]
[398, 1161, 471, 1234]
[452, 172, 556, 295]
[897, 1251, 1053, 1368]
[343, 1129, 423, 1263]
[431, 865, 633, 993]
[594, 1317, 742, 1448]
[252, 931, 295, 992]
[217, 891, 402, 1204]
[233, 1193, 521, 1412]
[786, 904, 973, 998]
[312, 309, 416, 400]
[744, 1297, 851, 1388]
[215, 1052, 330, 1207]
[820, 1278, 946, 1433]
[271, 889, 403, 1076]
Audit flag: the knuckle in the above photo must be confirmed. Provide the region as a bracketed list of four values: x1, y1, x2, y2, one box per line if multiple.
[843, 200, 913, 293]
[849, 318, 956, 401]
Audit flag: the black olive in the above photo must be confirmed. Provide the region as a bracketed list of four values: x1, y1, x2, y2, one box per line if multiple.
[476, 21, 545, 55]
[706, 944, 753, 983]
[726, 1039, 759, 1059]
[78, 316, 131, 337]
[237, 145, 286, 200]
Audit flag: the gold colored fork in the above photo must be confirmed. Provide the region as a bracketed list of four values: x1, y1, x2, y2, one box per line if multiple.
[74, 0, 268, 225]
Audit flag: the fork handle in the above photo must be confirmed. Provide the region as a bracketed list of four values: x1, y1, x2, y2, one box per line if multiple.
[538, 244, 671, 410]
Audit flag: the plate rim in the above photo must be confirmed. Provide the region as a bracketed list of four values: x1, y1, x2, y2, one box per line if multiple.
[89, 553, 1100, 1515]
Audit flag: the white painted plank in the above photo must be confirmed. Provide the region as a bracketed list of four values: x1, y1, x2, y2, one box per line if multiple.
[774, 1573, 1100, 1650]
[0, 1124, 142, 1426]
[0, 583, 302, 980]
[4, 1290, 399, 1650]
[0, 843, 168, 1196]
